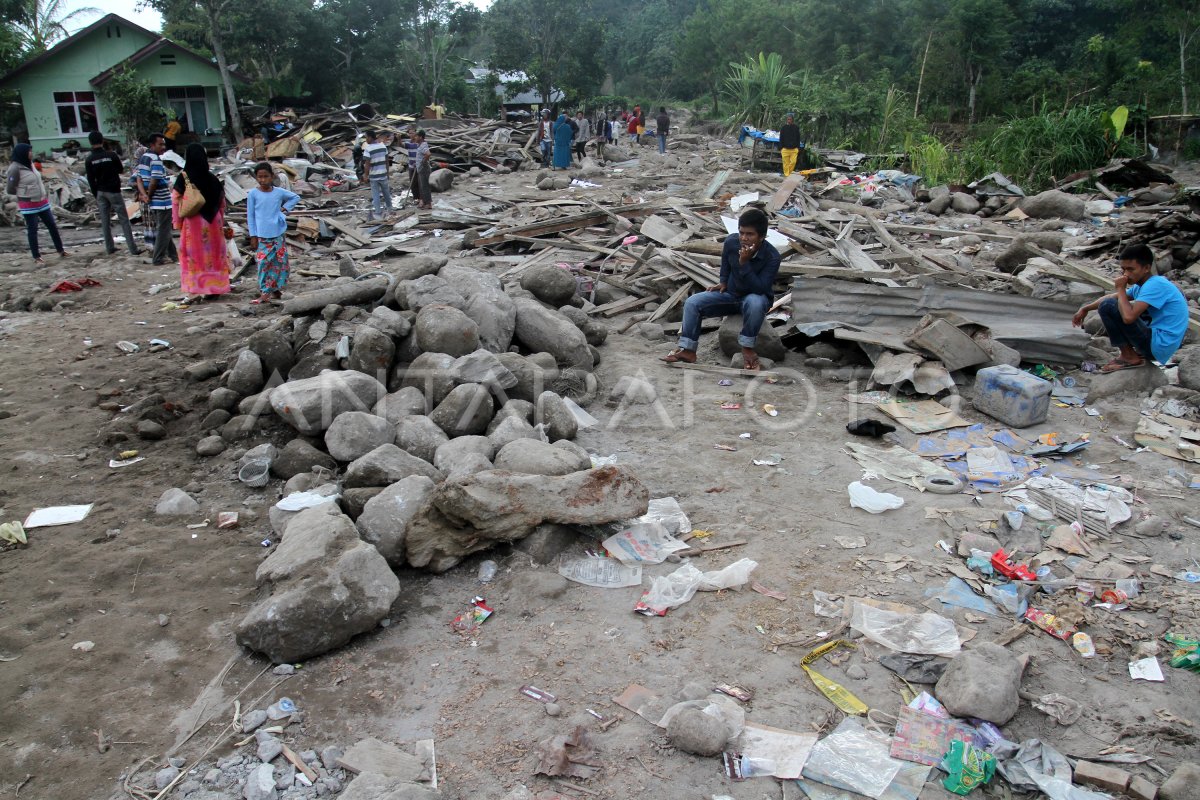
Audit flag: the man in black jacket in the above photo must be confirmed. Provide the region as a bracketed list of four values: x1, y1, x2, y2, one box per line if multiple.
[662, 208, 780, 371]
[779, 113, 802, 177]
[84, 131, 140, 255]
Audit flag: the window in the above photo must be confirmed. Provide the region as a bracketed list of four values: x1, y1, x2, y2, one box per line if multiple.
[53, 91, 98, 136]
[165, 86, 209, 133]
[159, 54, 176, 66]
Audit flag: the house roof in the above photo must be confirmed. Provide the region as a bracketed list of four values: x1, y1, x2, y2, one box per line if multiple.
[90, 37, 250, 86]
[0, 12, 246, 88]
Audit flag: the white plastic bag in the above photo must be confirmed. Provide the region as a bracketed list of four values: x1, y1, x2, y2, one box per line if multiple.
[634, 496, 692, 534]
[635, 559, 758, 615]
[849, 601, 961, 655]
[848, 481, 904, 513]
[558, 555, 642, 588]
[603, 521, 688, 565]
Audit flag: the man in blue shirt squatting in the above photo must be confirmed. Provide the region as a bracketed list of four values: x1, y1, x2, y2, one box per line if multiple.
[1071, 243, 1189, 373]
[662, 207, 781, 371]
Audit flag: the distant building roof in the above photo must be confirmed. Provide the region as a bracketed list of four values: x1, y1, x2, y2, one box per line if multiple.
[464, 65, 564, 105]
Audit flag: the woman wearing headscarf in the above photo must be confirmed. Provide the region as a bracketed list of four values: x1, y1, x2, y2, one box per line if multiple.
[552, 112, 573, 170]
[5, 143, 69, 265]
[172, 143, 230, 303]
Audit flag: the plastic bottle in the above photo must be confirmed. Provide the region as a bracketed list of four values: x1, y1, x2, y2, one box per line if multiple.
[739, 755, 777, 778]
[478, 560, 498, 583]
[1072, 632, 1096, 658]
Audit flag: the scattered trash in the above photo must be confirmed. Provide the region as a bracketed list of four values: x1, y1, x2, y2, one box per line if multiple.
[941, 740, 996, 795]
[850, 600, 961, 655]
[800, 640, 868, 715]
[0, 521, 28, 545]
[72, 640, 95, 652]
[115, 340, 140, 353]
[891, 705, 975, 766]
[762, 404, 779, 417]
[557, 555, 642, 588]
[1024, 608, 1076, 640]
[634, 558, 757, 616]
[752, 454, 783, 466]
[1031, 692, 1083, 725]
[450, 597, 493, 634]
[848, 481, 905, 513]
[603, 522, 688, 565]
[1128, 657, 1165, 682]
[216, 512, 239, 529]
[477, 560, 497, 583]
[108, 456, 145, 468]
[275, 490, 340, 511]
[24, 504, 94, 528]
[534, 725, 599, 779]
[520, 685, 557, 703]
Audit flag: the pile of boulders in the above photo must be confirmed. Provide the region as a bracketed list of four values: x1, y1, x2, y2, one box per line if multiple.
[181, 256, 649, 663]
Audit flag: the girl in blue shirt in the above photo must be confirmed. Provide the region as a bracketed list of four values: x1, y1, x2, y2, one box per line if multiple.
[247, 162, 301, 304]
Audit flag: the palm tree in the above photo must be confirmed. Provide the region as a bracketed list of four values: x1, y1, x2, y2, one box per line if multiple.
[14, 0, 101, 54]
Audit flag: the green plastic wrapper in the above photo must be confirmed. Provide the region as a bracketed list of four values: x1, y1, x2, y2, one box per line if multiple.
[941, 740, 995, 795]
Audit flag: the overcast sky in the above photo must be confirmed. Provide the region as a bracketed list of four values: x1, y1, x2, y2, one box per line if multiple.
[61, 0, 494, 37]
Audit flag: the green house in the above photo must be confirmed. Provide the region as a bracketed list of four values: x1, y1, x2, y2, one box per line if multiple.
[0, 13, 242, 152]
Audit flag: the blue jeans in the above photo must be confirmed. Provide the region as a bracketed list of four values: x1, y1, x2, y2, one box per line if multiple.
[678, 291, 770, 351]
[23, 209, 64, 260]
[657, 134, 666, 154]
[1098, 297, 1153, 359]
[369, 176, 392, 219]
[540, 141, 552, 165]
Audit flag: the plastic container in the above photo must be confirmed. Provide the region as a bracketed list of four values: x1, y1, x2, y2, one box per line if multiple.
[972, 365, 1052, 428]
[478, 560, 497, 583]
[1072, 632, 1096, 658]
[238, 459, 271, 487]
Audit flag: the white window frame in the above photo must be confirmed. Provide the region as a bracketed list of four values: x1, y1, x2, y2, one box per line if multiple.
[52, 90, 99, 136]
[163, 86, 212, 134]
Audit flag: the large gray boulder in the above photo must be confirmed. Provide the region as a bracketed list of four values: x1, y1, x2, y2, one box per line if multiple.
[406, 466, 649, 571]
[395, 415, 450, 463]
[439, 264, 517, 352]
[324, 411, 395, 462]
[450, 350, 517, 392]
[521, 264, 578, 306]
[429, 383, 494, 437]
[395, 274, 465, 313]
[227, 349, 266, 397]
[558, 305, 608, 347]
[487, 414, 542, 451]
[343, 444, 444, 488]
[271, 438, 337, 479]
[236, 504, 399, 663]
[381, 255, 447, 306]
[493, 439, 582, 476]
[247, 329, 295, 382]
[268, 483, 339, 536]
[373, 387, 427, 424]
[429, 168, 454, 193]
[414, 305, 480, 357]
[399, 352, 456, 406]
[345, 326, 395, 379]
[717, 317, 787, 361]
[355, 476, 436, 566]
[1019, 189, 1086, 220]
[434, 436, 495, 473]
[934, 643, 1023, 724]
[364, 306, 413, 340]
[535, 390, 578, 442]
[512, 297, 593, 370]
[1176, 347, 1200, 392]
[269, 371, 386, 434]
[496, 352, 553, 403]
[994, 232, 1067, 273]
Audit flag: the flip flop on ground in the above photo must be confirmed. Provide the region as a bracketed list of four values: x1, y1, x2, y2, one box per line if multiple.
[1100, 356, 1145, 373]
[661, 348, 696, 364]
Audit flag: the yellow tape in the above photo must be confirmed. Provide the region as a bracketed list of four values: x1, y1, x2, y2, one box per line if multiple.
[801, 639, 869, 715]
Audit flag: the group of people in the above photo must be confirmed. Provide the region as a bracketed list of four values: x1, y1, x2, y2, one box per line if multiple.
[535, 104, 673, 167]
[354, 126, 433, 220]
[6, 125, 300, 306]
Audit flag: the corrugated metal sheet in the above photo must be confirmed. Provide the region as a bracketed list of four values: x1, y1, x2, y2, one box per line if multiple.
[790, 277, 1090, 365]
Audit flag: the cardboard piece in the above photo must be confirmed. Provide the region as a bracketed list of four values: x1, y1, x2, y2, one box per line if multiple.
[876, 400, 970, 434]
[24, 504, 94, 528]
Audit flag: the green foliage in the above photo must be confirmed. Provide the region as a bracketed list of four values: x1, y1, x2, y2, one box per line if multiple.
[720, 52, 799, 132]
[972, 106, 1139, 191]
[12, 0, 99, 53]
[488, 0, 607, 106]
[1110, 106, 1129, 141]
[97, 64, 166, 149]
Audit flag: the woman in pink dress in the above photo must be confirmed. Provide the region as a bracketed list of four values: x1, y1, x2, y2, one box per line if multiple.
[172, 143, 230, 303]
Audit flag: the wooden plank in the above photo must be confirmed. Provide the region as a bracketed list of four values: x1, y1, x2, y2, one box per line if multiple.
[646, 283, 691, 322]
[769, 174, 805, 212]
[831, 239, 882, 273]
[320, 216, 372, 246]
[882, 222, 1015, 242]
[281, 744, 319, 783]
[588, 295, 655, 316]
[862, 214, 952, 274]
[473, 205, 657, 247]
[640, 214, 691, 247]
[779, 264, 902, 280]
[702, 169, 731, 200]
[665, 362, 787, 380]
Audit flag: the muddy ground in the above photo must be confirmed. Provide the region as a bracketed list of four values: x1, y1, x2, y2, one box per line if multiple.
[0, 156, 1198, 800]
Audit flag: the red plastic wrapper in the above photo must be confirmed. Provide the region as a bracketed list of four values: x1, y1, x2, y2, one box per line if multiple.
[1024, 607, 1075, 640]
[450, 597, 493, 634]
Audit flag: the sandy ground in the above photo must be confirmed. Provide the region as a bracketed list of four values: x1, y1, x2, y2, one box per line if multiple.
[0, 157, 1198, 800]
